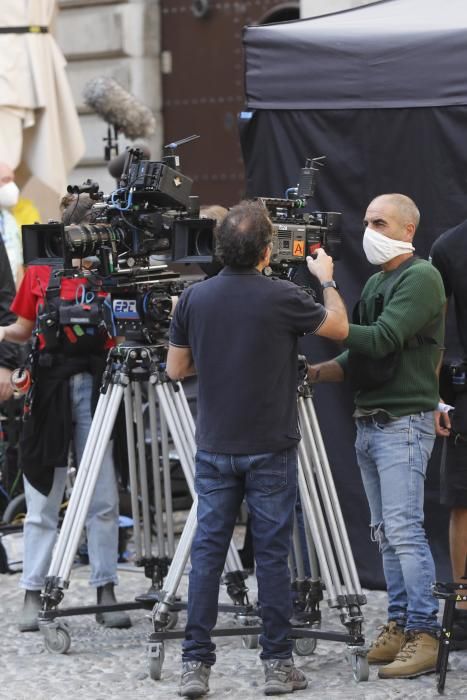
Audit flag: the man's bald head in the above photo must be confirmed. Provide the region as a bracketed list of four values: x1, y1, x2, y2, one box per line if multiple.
[364, 193, 420, 244]
[370, 194, 420, 230]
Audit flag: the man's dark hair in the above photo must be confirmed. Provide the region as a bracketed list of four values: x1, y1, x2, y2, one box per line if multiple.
[216, 201, 272, 269]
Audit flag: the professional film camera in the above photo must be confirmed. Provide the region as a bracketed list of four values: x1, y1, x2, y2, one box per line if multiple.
[21, 143, 214, 345]
[22, 144, 215, 273]
[257, 157, 342, 292]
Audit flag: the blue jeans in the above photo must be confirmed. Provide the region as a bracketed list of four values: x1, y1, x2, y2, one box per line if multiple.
[182, 446, 298, 665]
[355, 412, 439, 634]
[20, 372, 120, 590]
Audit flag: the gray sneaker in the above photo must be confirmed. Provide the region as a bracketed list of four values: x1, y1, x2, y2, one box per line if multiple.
[263, 659, 308, 696]
[179, 660, 211, 698]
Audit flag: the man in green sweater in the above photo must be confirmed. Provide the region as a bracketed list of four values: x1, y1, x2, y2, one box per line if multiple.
[309, 193, 445, 679]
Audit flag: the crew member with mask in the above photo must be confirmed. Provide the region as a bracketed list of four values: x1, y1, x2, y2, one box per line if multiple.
[308, 194, 445, 679]
[0, 194, 131, 633]
[0, 161, 23, 287]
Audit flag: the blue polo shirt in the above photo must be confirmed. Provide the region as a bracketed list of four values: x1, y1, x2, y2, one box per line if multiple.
[169, 266, 327, 454]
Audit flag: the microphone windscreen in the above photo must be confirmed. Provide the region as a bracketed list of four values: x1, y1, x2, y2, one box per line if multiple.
[83, 77, 157, 140]
[107, 144, 151, 179]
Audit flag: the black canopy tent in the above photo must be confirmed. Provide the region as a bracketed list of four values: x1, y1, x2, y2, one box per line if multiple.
[240, 0, 467, 587]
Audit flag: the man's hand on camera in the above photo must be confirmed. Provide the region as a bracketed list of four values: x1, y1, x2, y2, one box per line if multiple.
[306, 248, 334, 283]
[0, 367, 14, 402]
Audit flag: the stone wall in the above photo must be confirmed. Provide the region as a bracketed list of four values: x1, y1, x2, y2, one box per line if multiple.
[59, 0, 162, 193]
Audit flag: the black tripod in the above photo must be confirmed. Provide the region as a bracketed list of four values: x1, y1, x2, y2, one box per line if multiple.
[433, 559, 467, 694]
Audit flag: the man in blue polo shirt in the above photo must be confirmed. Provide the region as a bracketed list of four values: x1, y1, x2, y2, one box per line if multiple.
[167, 200, 348, 697]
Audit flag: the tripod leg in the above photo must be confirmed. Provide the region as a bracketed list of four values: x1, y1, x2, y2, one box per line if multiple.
[147, 381, 166, 558]
[300, 397, 363, 597]
[124, 383, 144, 561]
[48, 383, 125, 585]
[292, 515, 306, 582]
[437, 597, 456, 693]
[170, 381, 244, 574]
[159, 409, 176, 557]
[297, 456, 342, 604]
[152, 502, 199, 625]
[170, 383, 197, 456]
[47, 385, 114, 575]
[156, 382, 244, 573]
[303, 518, 320, 580]
[133, 381, 153, 559]
[156, 383, 195, 493]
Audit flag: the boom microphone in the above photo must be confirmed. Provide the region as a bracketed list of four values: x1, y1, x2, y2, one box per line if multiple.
[83, 77, 157, 140]
[107, 144, 151, 179]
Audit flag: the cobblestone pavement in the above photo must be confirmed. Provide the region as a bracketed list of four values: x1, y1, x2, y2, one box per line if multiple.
[1, 543, 467, 700]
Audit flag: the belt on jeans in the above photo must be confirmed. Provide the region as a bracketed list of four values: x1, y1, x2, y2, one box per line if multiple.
[356, 411, 395, 425]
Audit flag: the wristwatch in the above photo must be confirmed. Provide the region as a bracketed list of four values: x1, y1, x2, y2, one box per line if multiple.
[321, 280, 338, 290]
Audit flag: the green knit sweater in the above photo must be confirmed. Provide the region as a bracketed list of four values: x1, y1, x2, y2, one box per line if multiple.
[336, 258, 446, 416]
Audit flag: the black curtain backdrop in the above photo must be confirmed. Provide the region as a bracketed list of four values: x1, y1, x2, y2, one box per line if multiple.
[239, 106, 467, 588]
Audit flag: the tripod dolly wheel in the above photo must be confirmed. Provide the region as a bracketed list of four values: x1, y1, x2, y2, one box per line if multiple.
[148, 642, 165, 680]
[42, 622, 71, 654]
[349, 653, 369, 682]
[293, 637, 317, 656]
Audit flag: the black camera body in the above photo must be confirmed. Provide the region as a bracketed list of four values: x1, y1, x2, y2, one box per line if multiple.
[20, 147, 209, 346]
[127, 159, 193, 208]
[22, 147, 215, 273]
[261, 198, 342, 265]
[257, 158, 343, 292]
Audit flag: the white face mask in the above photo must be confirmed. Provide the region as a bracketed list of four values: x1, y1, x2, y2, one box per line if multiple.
[0, 181, 19, 209]
[363, 226, 415, 266]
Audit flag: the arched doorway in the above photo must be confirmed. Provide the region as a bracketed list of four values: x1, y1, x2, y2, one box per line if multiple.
[258, 3, 300, 24]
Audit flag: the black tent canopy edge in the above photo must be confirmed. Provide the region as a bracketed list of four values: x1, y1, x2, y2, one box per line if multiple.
[243, 0, 467, 110]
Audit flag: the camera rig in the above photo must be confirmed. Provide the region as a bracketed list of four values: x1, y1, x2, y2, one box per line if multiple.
[22, 141, 215, 275]
[257, 157, 342, 289]
[21, 140, 212, 346]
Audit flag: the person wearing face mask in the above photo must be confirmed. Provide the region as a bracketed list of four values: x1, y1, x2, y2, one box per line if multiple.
[0, 162, 23, 287]
[308, 194, 446, 680]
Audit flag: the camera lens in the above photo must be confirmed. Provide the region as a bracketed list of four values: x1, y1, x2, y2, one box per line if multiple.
[64, 224, 112, 257]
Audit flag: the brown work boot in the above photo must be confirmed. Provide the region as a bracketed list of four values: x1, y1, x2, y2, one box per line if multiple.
[367, 621, 405, 664]
[378, 630, 438, 679]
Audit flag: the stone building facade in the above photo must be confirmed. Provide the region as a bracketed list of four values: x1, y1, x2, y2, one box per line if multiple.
[41, 0, 380, 216]
[57, 0, 163, 198]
